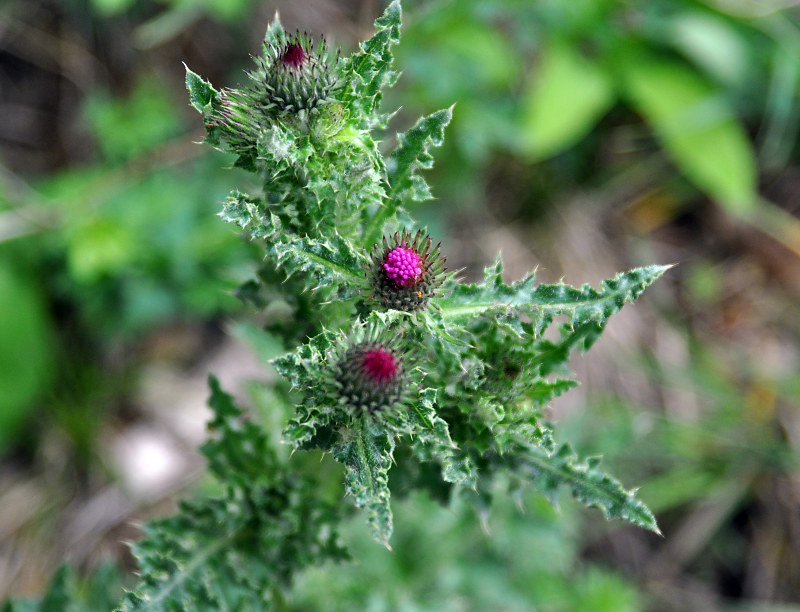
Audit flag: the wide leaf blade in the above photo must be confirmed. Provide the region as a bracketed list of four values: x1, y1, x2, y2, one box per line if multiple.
[519, 38, 615, 159]
[616, 50, 757, 215]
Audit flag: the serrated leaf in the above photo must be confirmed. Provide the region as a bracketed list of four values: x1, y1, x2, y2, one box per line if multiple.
[529, 321, 605, 379]
[519, 38, 615, 159]
[506, 439, 659, 533]
[276, 329, 341, 452]
[184, 65, 216, 113]
[616, 50, 756, 215]
[272, 329, 337, 389]
[268, 233, 367, 299]
[526, 378, 579, 407]
[120, 499, 255, 611]
[438, 258, 670, 337]
[219, 190, 277, 240]
[257, 123, 311, 173]
[332, 423, 395, 548]
[120, 378, 347, 611]
[341, 0, 401, 122]
[283, 400, 332, 450]
[365, 106, 453, 242]
[202, 375, 276, 486]
[387, 106, 453, 204]
[221, 190, 365, 299]
[409, 388, 477, 487]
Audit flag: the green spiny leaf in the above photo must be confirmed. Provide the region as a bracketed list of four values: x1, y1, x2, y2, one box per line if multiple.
[365, 106, 453, 242]
[120, 499, 258, 611]
[202, 375, 277, 486]
[530, 322, 605, 377]
[332, 422, 395, 548]
[222, 191, 364, 299]
[341, 0, 402, 123]
[268, 233, 367, 298]
[257, 124, 313, 177]
[505, 439, 660, 534]
[120, 379, 347, 610]
[220, 191, 278, 241]
[438, 259, 671, 337]
[184, 65, 217, 113]
[283, 399, 332, 450]
[272, 328, 337, 389]
[526, 378, 579, 407]
[387, 106, 453, 205]
[409, 388, 477, 487]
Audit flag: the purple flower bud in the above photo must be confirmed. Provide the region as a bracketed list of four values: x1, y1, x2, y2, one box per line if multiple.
[331, 332, 411, 416]
[367, 230, 446, 312]
[249, 31, 339, 115]
[383, 246, 423, 288]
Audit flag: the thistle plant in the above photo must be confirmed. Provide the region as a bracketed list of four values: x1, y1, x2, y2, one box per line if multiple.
[6, 3, 669, 609]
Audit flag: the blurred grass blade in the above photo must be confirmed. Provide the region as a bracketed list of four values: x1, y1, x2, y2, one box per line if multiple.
[0, 262, 54, 455]
[519, 38, 615, 159]
[615, 50, 757, 216]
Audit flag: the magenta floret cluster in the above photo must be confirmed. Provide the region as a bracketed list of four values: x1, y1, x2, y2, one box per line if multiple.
[360, 348, 398, 383]
[383, 246, 422, 288]
[280, 43, 307, 70]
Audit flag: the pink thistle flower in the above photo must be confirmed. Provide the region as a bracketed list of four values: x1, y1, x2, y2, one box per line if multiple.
[367, 230, 446, 312]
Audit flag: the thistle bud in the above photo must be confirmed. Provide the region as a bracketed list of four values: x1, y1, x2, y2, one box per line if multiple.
[248, 31, 339, 115]
[368, 230, 446, 312]
[331, 333, 410, 416]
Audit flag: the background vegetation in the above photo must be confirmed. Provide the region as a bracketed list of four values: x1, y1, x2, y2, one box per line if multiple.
[1, 0, 799, 609]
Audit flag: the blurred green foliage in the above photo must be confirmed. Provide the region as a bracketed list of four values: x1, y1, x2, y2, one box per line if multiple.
[1, 564, 122, 612]
[571, 342, 799, 516]
[0, 76, 256, 457]
[89, 0, 256, 22]
[290, 489, 642, 612]
[395, 0, 799, 219]
[0, 262, 54, 453]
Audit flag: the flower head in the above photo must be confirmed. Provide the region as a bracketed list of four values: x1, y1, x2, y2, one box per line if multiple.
[383, 246, 423, 288]
[367, 230, 446, 312]
[204, 29, 340, 154]
[331, 329, 410, 416]
[248, 31, 339, 115]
